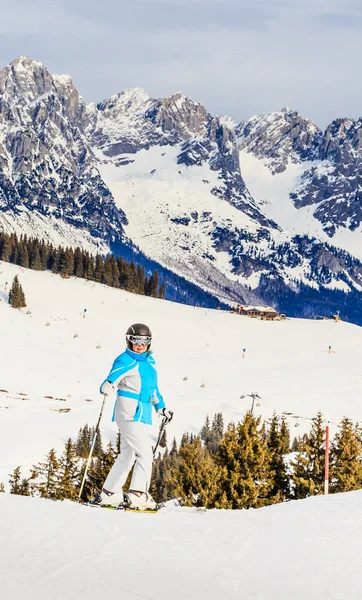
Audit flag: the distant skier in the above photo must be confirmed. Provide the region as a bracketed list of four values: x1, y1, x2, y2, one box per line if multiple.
[99, 323, 171, 509]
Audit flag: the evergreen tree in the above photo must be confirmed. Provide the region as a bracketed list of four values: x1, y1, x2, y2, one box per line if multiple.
[330, 417, 362, 493]
[8, 275, 26, 308]
[147, 271, 159, 297]
[200, 415, 212, 446]
[31, 449, 60, 499]
[200, 413, 224, 454]
[1, 235, 11, 261]
[150, 448, 179, 503]
[18, 241, 29, 268]
[267, 413, 290, 502]
[216, 413, 273, 509]
[9, 466, 31, 496]
[29, 243, 42, 270]
[74, 247, 84, 278]
[172, 437, 222, 508]
[137, 264, 146, 294]
[79, 441, 116, 502]
[127, 260, 139, 293]
[280, 417, 290, 453]
[93, 254, 105, 283]
[0, 481, 5, 492]
[103, 256, 114, 286]
[59, 248, 74, 276]
[291, 412, 326, 499]
[56, 439, 80, 500]
[159, 280, 166, 299]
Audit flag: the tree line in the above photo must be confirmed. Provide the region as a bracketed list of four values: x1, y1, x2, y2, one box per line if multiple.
[0, 232, 165, 298]
[3, 411, 362, 509]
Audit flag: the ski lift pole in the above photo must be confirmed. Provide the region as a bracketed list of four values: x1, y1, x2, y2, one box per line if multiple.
[153, 410, 174, 458]
[78, 392, 108, 501]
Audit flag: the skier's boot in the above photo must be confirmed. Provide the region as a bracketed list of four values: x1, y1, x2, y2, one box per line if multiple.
[127, 491, 157, 510]
[99, 488, 124, 508]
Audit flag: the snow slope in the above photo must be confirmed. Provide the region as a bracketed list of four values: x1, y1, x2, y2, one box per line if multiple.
[96, 145, 279, 296]
[239, 149, 362, 261]
[1, 261, 362, 487]
[1, 490, 362, 600]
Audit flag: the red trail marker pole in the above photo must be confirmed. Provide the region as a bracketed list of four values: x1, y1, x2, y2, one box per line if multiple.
[324, 425, 329, 495]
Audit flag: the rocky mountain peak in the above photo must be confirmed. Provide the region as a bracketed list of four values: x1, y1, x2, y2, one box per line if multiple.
[236, 108, 322, 174]
[319, 118, 362, 161]
[96, 87, 151, 115]
[145, 92, 210, 140]
[0, 56, 54, 107]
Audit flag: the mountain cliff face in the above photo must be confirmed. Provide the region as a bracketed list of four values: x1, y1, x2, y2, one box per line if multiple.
[1, 57, 362, 321]
[236, 107, 322, 174]
[0, 56, 127, 242]
[237, 109, 362, 241]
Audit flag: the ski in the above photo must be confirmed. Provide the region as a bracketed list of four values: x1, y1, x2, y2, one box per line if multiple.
[84, 503, 159, 513]
[83, 491, 160, 512]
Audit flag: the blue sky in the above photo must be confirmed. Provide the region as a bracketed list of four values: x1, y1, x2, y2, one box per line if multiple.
[1, 0, 362, 128]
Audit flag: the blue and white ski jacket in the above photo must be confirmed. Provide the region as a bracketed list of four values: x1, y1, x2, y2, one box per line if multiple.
[100, 348, 165, 425]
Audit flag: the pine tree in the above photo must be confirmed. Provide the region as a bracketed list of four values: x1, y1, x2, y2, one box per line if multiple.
[200, 415, 212, 445]
[172, 437, 222, 508]
[56, 439, 80, 500]
[9, 466, 31, 496]
[74, 247, 84, 278]
[29, 243, 42, 270]
[330, 417, 362, 493]
[1, 235, 12, 261]
[59, 248, 74, 276]
[79, 441, 116, 502]
[291, 412, 326, 499]
[147, 271, 159, 297]
[18, 241, 29, 268]
[103, 256, 114, 286]
[159, 280, 166, 299]
[267, 413, 290, 502]
[8, 275, 26, 308]
[0, 481, 5, 492]
[93, 254, 105, 283]
[200, 413, 224, 454]
[216, 413, 273, 509]
[31, 449, 60, 499]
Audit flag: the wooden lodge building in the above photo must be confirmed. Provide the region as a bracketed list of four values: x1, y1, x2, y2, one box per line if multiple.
[233, 305, 285, 320]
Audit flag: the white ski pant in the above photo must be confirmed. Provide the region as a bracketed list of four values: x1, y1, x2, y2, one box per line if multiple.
[103, 420, 153, 494]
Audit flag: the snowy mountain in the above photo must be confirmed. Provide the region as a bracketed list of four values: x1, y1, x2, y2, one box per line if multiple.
[0, 56, 127, 247]
[237, 108, 362, 258]
[2, 57, 362, 319]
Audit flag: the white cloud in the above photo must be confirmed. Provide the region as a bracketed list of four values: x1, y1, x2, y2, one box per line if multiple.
[1, 0, 362, 128]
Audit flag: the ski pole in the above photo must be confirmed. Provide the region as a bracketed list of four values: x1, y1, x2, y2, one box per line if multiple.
[153, 410, 173, 457]
[78, 392, 108, 501]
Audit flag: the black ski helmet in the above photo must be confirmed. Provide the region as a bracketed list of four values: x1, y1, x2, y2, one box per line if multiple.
[126, 323, 152, 350]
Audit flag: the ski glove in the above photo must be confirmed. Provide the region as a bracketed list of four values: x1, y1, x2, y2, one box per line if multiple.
[157, 407, 174, 423]
[101, 381, 115, 396]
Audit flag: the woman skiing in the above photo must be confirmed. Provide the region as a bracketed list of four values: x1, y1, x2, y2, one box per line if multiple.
[99, 323, 171, 509]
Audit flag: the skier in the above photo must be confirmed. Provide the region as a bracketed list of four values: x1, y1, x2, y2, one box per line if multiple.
[99, 323, 171, 509]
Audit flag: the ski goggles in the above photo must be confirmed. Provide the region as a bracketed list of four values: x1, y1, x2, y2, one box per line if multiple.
[126, 334, 152, 347]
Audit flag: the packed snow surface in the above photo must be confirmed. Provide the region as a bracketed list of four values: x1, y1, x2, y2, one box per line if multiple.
[1, 491, 362, 600]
